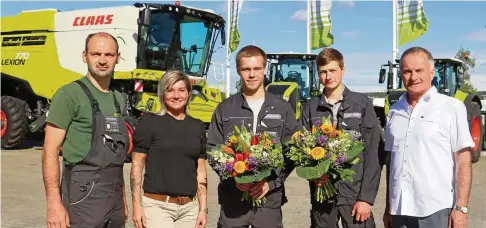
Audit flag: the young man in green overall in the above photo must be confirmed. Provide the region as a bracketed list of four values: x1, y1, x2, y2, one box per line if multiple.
[42, 32, 130, 228]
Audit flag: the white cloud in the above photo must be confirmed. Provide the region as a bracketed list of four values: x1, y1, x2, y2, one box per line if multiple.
[465, 29, 486, 42]
[290, 9, 307, 21]
[336, 0, 355, 8]
[342, 31, 357, 38]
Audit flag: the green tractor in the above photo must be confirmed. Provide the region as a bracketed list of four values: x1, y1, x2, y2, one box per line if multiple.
[376, 57, 485, 163]
[264, 53, 322, 119]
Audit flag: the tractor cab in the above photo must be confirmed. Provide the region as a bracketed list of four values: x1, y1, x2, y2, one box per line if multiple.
[135, 2, 225, 78]
[378, 58, 466, 109]
[265, 53, 320, 101]
[264, 53, 319, 119]
[431, 58, 465, 97]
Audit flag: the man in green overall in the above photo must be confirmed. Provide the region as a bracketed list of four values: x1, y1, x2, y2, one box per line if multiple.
[42, 32, 130, 228]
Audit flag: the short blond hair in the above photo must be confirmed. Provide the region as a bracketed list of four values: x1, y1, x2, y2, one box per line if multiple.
[155, 70, 192, 115]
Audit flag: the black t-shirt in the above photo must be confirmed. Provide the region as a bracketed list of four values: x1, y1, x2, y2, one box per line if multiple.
[132, 112, 207, 197]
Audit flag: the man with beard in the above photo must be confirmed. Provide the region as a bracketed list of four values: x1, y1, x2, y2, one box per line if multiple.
[42, 32, 129, 228]
[207, 45, 301, 228]
[301, 48, 382, 228]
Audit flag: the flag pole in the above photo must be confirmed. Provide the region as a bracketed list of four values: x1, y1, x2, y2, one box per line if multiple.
[306, 0, 311, 53]
[225, 0, 231, 97]
[392, 0, 398, 90]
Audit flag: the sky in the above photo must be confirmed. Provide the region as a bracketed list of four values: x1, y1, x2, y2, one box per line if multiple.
[2, 0, 486, 93]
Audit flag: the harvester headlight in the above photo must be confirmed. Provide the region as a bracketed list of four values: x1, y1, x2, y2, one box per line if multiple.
[283, 96, 289, 100]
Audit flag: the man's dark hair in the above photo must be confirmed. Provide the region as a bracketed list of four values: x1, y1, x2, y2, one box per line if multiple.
[399, 46, 434, 69]
[235, 45, 267, 70]
[315, 48, 344, 69]
[84, 32, 119, 53]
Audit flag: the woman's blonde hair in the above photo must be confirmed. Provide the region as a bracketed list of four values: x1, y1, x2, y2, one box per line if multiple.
[155, 70, 192, 115]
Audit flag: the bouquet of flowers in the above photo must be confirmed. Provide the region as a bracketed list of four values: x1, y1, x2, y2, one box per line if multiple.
[208, 125, 284, 207]
[285, 116, 365, 203]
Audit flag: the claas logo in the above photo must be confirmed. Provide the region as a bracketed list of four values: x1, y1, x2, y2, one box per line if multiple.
[73, 14, 114, 26]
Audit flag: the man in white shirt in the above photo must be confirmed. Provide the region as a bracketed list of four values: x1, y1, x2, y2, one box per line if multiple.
[383, 47, 474, 228]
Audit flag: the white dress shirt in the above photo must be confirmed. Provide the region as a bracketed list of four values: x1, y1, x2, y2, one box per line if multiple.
[385, 87, 475, 217]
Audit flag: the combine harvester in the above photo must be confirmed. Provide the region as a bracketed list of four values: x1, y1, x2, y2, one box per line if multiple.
[375, 57, 486, 163]
[1, 1, 226, 151]
[264, 52, 322, 119]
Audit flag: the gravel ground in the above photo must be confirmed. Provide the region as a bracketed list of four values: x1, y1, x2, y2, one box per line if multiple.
[2, 143, 485, 227]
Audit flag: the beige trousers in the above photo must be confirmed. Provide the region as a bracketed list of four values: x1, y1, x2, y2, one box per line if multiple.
[143, 195, 199, 228]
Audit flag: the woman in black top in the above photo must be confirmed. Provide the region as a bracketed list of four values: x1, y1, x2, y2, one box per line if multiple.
[130, 70, 208, 228]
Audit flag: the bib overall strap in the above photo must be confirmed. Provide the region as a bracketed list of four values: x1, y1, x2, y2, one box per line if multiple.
[75, 80, 101, 115]
[75, 80, 100, 144]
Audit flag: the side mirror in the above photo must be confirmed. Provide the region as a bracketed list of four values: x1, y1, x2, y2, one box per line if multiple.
[379, 69, 386, 84]
[457, 65, 465, 84]
[221, 27, 226, 45]
[139, 6, 151, 26]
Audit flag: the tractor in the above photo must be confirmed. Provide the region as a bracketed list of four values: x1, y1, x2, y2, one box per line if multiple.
[264, 53, 322, 119]
[375, 57, 485, 163]
[1, 2, 226, 150]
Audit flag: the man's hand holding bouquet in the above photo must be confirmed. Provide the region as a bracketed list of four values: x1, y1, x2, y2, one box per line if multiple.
[208, 125, 284, 207]
[286, 116, 365, 203]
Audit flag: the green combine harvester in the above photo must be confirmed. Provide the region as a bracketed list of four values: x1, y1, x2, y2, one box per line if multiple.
[264, 52, 322, 119]
[375, 57, 485, 163]
[1, 2, 226, 151]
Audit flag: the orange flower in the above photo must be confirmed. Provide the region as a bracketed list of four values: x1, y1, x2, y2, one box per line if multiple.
[311, 147, 326, 160]
[222, 145, 234, 155]
[329, 123, 337, 138]
[320, 125, 332, 134]
[234, 161, 246, 174]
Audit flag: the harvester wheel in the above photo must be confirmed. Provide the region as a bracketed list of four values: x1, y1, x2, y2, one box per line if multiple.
[1, 96, 29, 149]
[470, 102, 483, 163]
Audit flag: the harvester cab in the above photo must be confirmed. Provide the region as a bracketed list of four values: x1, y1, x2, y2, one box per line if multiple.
[130, 2, 226, 116]
[264, 53, 320, 119]
[1, 1, 226, 151]
[376, 57, 485, 163]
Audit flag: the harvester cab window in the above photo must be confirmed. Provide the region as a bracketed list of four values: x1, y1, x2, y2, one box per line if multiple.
[140, 9, 221, 78]
[278, 59, 310, 100]
[179, 15, 210, 75]
[432, 67, 441, 91]
[145, 12, 177, 70]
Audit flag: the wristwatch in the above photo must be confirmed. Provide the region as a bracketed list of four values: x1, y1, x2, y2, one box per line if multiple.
[200, 208, 208, 213]
[454, 205, 468, 214]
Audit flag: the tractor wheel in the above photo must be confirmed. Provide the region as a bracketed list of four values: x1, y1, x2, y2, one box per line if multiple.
[470, 102, 483, 163]
[1, 96, 29, 149]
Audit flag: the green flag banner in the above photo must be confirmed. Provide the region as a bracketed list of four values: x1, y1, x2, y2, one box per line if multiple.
[397, 0, 429, 46]
[230, 0, 243, 53]
[310, 0, 334, 50]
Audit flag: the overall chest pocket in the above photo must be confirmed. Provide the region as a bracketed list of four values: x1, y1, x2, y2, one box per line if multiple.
[261, 118, 283, 138]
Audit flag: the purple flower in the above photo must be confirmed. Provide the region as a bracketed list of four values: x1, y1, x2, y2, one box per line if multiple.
[247, 156, 258, 170]
[214, 163, 226, 174]
[272, 138, 279, 144]
[316, 135, 328, 146]
[313, 119, 322, 127]
[225, 161, 234, 172]
[336, 152, 347, 165]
